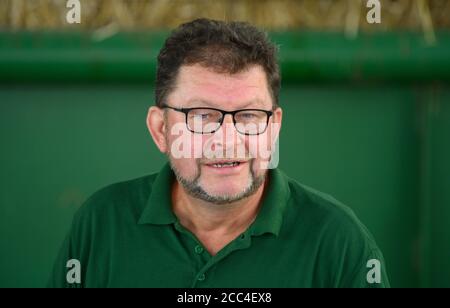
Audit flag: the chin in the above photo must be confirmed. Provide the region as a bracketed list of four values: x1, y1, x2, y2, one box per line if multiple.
[204, 186, 242, 197]
[202, 177, 246, 190]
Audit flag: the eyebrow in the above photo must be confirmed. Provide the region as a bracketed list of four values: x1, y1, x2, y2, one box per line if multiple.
[185, 98, 267, 109]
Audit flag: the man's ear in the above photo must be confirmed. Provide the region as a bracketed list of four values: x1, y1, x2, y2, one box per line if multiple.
[146, 106, 167, 154]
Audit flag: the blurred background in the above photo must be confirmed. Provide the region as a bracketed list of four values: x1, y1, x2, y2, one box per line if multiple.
[0, 0, 449, 288]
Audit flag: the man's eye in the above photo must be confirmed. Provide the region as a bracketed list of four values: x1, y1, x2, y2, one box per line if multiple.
[192, 113, 211, 120]
[240, 113, 257, 119]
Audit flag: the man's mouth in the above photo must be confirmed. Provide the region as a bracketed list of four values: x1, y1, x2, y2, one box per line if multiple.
[204, 160, 247, 169]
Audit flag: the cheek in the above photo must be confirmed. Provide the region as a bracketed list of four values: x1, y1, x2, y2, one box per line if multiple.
[246, 135, 272, 160]
[174, 159, 196, 174]
[193, 134, 209, 158]
[167, 133, 199, 170]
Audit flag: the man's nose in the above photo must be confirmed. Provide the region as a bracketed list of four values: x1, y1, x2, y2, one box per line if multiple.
[220, 114, 234, 135]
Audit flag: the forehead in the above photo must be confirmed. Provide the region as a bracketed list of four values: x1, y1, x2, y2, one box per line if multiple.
[168, 64, 272, 109]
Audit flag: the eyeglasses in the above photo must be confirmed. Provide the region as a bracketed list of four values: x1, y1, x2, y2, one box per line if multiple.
[161, 104, 274, 135]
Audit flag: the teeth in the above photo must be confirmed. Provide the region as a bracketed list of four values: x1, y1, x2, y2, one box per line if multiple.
[212, 162, 240, 168]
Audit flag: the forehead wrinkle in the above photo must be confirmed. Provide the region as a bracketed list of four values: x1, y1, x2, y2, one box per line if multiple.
[184, 98, 267, 110]
[169, 65, 272, 110]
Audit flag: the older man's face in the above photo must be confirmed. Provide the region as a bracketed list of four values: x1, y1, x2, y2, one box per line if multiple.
[163, 64, 282, 204]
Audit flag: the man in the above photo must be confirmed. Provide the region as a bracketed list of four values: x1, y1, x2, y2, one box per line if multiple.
[48, 18, 389, 288]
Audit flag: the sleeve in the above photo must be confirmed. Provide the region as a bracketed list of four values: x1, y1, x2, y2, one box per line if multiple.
[47, 208, 88, 288]
[319, 207, 391, 288]
[47, 185, 116, 288]
[47, 230, 79, 288]
[340, 247, 391, 288]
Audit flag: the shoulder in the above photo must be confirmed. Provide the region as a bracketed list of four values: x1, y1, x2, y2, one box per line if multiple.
[282, 171, 379, 250]
[72, 172, 159, 227]
[280, 172, 389, 287]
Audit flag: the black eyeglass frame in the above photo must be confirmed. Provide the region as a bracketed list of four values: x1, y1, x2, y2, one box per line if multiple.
[161, 104, 274, 135]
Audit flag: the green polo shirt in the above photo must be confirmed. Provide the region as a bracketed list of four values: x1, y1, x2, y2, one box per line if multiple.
[48, 163, 390, 288]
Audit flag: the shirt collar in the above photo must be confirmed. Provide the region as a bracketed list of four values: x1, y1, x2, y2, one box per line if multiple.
[249, 167, 290, 237]
[138, 163, 177, 225]
[138, 162, 291, 237]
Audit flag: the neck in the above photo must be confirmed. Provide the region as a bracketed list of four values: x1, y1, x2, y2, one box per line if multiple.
[171, 179, 267, 255]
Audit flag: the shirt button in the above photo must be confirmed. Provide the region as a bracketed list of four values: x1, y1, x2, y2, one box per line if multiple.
[240, 233, 246, 240]
[198, 273, 206, 281]
[194, 245, 204, 254]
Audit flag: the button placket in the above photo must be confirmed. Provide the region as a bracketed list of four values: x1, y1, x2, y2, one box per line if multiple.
[197, 273, 206, 281]
[194, 245, 204, 255]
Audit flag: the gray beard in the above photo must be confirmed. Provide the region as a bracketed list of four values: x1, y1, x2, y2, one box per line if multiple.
[169, 159, 266, 205]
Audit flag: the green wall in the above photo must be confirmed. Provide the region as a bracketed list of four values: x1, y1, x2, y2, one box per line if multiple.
[0, 31, 449, 287]
[421, 88, 450, 287]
